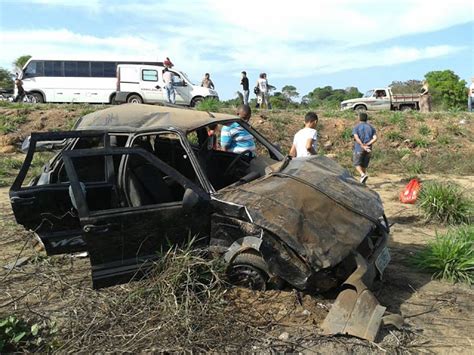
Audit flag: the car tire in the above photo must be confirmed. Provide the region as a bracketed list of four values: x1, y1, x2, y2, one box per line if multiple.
[400, 105, 412, 112]
[227, 251, 269, 291]
[127, 94, 143, 104]
[354, 105, 366, 112]
[191, 97, 203, 107]
[31, 92, 44, 103]
[109, 94, 117, 105]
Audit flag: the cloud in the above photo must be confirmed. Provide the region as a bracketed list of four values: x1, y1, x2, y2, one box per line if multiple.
[1, 0, 471, 97]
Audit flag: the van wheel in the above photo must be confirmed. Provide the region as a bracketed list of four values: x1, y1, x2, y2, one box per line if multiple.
[354, 105, 366, 112]
[109, 94, 117, 105]
[31, 92, 44, 103]
[191, 97, 203, 107]
[127, 94, 142, 104]
[227, 251, 269, 291]
[400, 106, 412, 112]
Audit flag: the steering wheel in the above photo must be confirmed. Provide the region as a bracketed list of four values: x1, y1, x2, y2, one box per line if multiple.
[223, 150, 253, 177]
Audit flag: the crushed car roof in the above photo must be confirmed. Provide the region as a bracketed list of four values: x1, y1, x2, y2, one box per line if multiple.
[74, 104, 237, 132]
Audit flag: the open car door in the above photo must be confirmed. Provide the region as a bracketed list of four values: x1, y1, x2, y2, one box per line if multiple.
[9, 131, 111, 255]
[63, 147, 211, 289]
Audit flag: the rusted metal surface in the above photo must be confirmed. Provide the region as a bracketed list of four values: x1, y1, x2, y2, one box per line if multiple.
[321, 253, 386, 341]
[215, 156, 385, 273]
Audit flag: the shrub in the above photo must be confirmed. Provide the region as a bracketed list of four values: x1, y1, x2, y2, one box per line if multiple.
[418, 181, 472, 224]
[437, 135, 452, 145]
[0, 114, 27, 134]
[413, 225, 474, 284]
[196, 98, 222, 112]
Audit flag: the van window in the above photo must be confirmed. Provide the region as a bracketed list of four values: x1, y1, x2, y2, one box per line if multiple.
[91, 62, 104, 77]
[103, 62, 116, 77]
[77, 61, 90, 77]
[24, 61, 44, 78]
[142, 69, 158, 82]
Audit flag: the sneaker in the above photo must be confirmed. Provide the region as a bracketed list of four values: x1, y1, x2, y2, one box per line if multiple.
[360, 174, 368, 184]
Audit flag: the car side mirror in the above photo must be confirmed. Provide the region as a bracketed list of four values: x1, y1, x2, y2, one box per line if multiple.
[182, 80, 187, 87]
[182, 188, 200, 212]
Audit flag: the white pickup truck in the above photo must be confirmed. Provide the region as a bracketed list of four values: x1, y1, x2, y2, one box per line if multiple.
[115, 64, 218, 107]
[340, 87, 420, 111]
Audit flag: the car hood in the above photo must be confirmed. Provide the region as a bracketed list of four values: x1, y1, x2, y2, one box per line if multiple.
[215, 156, 385, 270]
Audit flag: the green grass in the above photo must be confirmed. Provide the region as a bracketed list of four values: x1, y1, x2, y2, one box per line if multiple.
[386, 131, 404, 141]
[389, 111, 407, 129]
[418, 181, 472, 225]
[418, 124, 431, 136]
[0, 156, 24, 187]
[412, 137, 430, 148]
[413, 225, 474, 284]
[406, 161, 424, 175]
[437, 135, 452, 145]
[340, 127, 353, 141]
[196, 98, 222, 112]
[0, 114, 28, 134]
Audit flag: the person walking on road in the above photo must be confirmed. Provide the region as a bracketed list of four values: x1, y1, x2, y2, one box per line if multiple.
[201, 73, 215, 89]
[352, 112, 377, 184]
[162, 67, 175, 104]
[468, 78, 474, 112]
[240, 71, 249, 105]
[289, 112, 318, 158]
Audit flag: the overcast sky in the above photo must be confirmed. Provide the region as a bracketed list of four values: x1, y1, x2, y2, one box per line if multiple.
[0, 0, 473, 99]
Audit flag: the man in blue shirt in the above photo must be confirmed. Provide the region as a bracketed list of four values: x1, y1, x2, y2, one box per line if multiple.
[220, 104, 256, 156]
[352, 112, 377, 184]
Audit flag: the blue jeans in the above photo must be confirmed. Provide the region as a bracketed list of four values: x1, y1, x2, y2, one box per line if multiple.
[164, 84, 175, 104]
[468, 96, 473, 112]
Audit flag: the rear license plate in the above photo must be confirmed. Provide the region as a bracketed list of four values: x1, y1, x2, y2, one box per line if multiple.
[375, 247, 391, 276]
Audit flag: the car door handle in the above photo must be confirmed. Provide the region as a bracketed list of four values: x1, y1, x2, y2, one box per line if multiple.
[83, 223, 114, 233]
[10, 196, 36, 205]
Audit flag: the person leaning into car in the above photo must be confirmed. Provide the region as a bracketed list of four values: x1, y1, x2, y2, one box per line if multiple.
[220, 104, 256, 156]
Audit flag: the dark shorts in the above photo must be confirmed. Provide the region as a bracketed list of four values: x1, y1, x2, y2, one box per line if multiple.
[353, 151, 371, 168]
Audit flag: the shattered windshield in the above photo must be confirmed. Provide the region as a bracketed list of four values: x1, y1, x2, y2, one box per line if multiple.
[363, 90, 374, 98]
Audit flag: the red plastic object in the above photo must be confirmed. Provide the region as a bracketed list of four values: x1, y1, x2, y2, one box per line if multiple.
[400, 179, 421, 204]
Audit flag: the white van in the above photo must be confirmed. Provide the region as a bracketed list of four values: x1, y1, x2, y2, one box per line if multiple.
[115, 64, 218, 107]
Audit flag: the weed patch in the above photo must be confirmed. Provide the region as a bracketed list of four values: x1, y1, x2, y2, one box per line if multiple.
[413, 225, 473, 284]
[196, 98, 222, 112]
[418, 181, 472, 224]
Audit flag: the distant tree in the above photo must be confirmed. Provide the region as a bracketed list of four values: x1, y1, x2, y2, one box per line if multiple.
[281, 85, 299, 100]
[13, 55, 32, 70]
[424, 70, 467, 109]
[269, 91, 291, 109]
[0, 68, 14, 90]
[389, 80, 423, 94]
[302, 86, 362, 107]
[344, 86, 363, 99]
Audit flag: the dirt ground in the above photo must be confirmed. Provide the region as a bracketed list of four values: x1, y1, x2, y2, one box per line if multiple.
[1, 172, 472, 353]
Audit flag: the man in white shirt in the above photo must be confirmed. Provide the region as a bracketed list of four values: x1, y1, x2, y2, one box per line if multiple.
[162, 68, 175, 104]
[256, 73, 269, 109]
[468, 78, 474, 112]
[289, 112, 318, 158]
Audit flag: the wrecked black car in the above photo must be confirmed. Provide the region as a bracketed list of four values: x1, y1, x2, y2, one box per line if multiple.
[10, 104, 391, 339]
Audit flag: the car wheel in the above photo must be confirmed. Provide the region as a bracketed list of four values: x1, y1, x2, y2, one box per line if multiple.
[31, 92, 44, 103]
[227, 251, 269, 291]
[191, 97, 203, 107]
[127, 94, 142, 104]
[354, 105, 366, 112]
[400, 105, 412, 112]
[109, 94, 117, 105]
